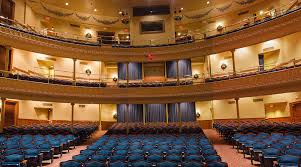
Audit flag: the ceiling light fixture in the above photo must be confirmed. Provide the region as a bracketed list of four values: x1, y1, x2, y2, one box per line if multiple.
[65, 2, 69, 6]
[207, 1, 210, 5]
[94, 8, 97, 12]
[180, 7, 184, 10]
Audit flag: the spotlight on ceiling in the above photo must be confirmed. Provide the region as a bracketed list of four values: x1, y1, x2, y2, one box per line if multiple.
[65, 2, 69, 6]
[94, 8, 97, 12]
[207, 1, 210, 5]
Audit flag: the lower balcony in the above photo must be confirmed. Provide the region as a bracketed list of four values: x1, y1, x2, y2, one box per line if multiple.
[0, 64, 301, 104]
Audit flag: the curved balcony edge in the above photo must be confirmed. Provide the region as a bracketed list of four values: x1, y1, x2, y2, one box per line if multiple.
[0, 66, 301, 104]
[0, 9, 300, 62]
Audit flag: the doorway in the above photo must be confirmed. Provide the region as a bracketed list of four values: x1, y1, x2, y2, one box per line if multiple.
[4, 100, 19, 127]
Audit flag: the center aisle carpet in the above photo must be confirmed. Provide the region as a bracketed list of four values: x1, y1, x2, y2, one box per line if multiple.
[203, 129, 255, 167]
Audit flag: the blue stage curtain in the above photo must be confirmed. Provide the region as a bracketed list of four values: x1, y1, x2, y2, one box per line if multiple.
[117, 104, 143, 123]
[118, 62, 142, 80]
[168, 102, 196, 122]
[166, 59, 192, 78]
[146, 104, 166, 122]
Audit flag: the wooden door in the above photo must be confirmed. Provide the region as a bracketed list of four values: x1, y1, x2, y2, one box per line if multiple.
[4, 101, 18, 127]
[291, 103, 301, 122]
[0, 0, 15, 20]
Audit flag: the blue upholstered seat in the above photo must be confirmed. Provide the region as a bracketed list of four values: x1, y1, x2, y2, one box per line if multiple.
[131, 161, 150, 167]
[157, 161, 178, 167]
[277, 155, 300, 167]
[85, 161, 106, 167]
[207, 162, 228, 167]
[72, 155, 90, 163]
[60, 160, 82, 167]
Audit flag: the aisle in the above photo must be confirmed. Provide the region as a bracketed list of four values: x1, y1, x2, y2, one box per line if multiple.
[203, 129, 255, 167]
[45, 130, 107, 167]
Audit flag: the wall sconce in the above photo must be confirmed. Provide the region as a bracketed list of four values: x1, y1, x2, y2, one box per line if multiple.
[216, 25, 224, 32]
[113, 77, 118, 82]
[85, 69, 92, 76]
[193, 74, 199, 79]
[221, 63, 227, 70]
[113, 113, 117, 120]
[85, 33, 92, 39]
[196, 112, 201, 118]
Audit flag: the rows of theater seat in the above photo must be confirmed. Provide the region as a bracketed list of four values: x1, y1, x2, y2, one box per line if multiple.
[61, 134, 227, 167]
[4, 122, 99, 141]
[2, 73, 107, 87]
[0, 134, 77, 167]
[205, 65, 301, 83]
[232, 132, 301, 167]
[118, 80, 193, 88]
[107, 122, 203, 135]
[214, 120, 301, 141]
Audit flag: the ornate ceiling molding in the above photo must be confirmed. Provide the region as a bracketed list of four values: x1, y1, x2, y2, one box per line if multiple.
[0, 9, 300, 62]
[0, 67, 301, 104]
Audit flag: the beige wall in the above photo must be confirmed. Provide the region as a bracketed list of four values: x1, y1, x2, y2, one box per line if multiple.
[130, 15, 175, 46]
[195, 92, 301, 121]
[209, 32, 301, 74]
[16, 100, 99, 121]
[101, 104, 117, 122]
[12, 49, 103, 80]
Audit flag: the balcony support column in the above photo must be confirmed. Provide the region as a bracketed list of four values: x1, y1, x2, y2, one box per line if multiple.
[72, 58, 77, 86]
[126, 62, 129, 87]
[178, 103, 182, 133]
[143, 104, 146, 125]
[235, 98, 240, 124]
[0, 97, 6, 133]
[231, 50, 236, 75]
[176, 60, 180, 85]
[71, 103, 75, 133]
[126, 103, 129, 134]
[166, 104, 168, 124]
[99, 104, 102, 128]
[208, 55, 212, 78]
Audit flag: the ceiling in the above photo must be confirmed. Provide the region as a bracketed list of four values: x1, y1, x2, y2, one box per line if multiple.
[36, 0, 266, 16]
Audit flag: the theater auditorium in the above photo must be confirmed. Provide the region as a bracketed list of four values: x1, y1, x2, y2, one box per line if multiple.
[0, 0, 300, 166]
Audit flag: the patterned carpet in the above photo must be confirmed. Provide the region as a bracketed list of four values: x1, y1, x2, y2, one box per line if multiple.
[203, 129, 256, 167]
[46, 129, 255, 167]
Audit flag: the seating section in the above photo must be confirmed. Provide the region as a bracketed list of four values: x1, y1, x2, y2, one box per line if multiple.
[4, 122, 99, 141]
[3, 73, 107, 87]
[0, 134, 77, 167]
[107, 122, 203, 135]
[232, 133, 301, 167]
[205, 63, 301, 83]
[214, 120, 301, 141]
[60, 133, 227, 167]
[118, 80, 193, 88]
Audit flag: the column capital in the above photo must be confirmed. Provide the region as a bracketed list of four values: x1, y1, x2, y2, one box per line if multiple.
[231, 49, 236, 54]
[1, 97, 6, 101]
[72, 58, 77, 62]
[71, 103, 75, 106]
[234, 97, 239, 101]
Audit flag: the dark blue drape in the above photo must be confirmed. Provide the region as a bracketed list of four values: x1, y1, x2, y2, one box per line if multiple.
[118, 62, 142, 80]
[146, 104, 166, 122]
[166, 59, 192, 78]
[168, 102, 196, 122]
[117, 104, 143, 122]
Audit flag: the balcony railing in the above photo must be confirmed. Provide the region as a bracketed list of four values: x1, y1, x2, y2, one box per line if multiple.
[0, 0, 299, 47]
[2, 58, 301, 89]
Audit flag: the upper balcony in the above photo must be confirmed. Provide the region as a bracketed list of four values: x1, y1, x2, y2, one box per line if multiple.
[0, 4, 300, 62]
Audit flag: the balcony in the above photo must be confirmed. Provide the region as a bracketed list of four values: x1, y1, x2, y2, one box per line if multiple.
[0, 6, 300, 62]
[1, 63, 301, 104]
